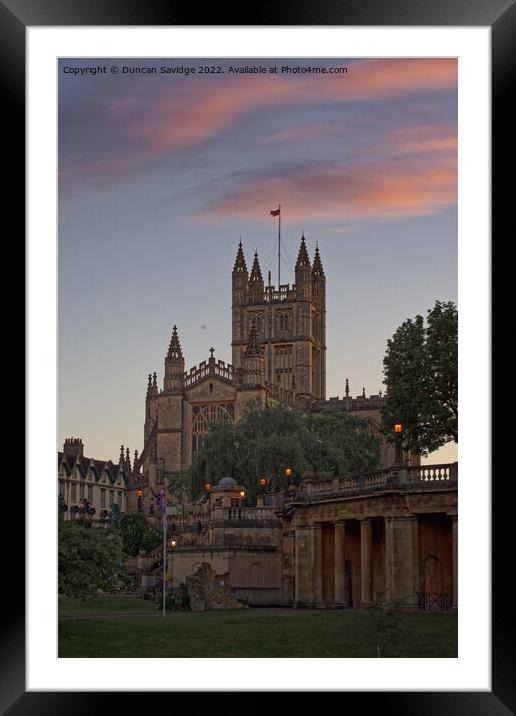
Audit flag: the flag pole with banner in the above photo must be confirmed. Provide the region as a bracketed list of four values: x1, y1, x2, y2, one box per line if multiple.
[270, 205, 281, 288]
[158, 484, 168, 616]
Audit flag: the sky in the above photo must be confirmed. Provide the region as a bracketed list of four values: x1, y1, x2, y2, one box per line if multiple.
[58, 57, 458, 465]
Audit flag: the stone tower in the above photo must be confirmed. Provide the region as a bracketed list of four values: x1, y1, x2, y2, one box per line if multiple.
[231, 235, 326, 400]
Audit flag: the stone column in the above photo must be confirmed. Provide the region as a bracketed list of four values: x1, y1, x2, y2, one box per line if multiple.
[384, 515, 419, 608]
[294, 526, 311, 605]
[360, 518, 373, 607]
[310, 523, 323, 604]
[451, 514, 458, 609]
[334, 521, 346, 605]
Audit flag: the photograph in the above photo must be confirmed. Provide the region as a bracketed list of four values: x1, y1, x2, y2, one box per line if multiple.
[57, 56, 459, 659]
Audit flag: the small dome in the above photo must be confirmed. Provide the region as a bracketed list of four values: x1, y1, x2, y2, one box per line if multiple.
[219, 476, 238, 487]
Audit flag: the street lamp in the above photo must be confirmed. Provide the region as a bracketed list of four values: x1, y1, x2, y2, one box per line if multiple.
[204, 482, 211, 493]
[137, 488, 143, 510]
[394, 423, 403, 464]
[258, 477, 267, 494]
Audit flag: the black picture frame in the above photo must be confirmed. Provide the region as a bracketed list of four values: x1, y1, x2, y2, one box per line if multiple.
[4, 0, 508, 711]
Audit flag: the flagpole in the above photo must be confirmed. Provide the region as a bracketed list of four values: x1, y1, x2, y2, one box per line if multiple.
[278, 204, 281, 289]
[161, 487, 167, 616]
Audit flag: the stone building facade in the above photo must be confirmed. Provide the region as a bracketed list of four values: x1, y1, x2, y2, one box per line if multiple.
[281, 463, 458, 610]
[58, 438, 129, 521]
[128, 237, 416, 510]
[132, 476, 283, 607]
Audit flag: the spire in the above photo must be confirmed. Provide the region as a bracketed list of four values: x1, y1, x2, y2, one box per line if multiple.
[249, 250, 263, 283]
[245, 319, 262, 357]
[296, 234, 311, 269]
[119, 445, 125, 466]
[233, 240, 247, 273]
[312, 244, 324, 277]
[125, 447, 132, 472]
[166, 325, 183, 360]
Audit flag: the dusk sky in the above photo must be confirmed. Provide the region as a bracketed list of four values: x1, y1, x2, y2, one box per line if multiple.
[58, 57, 457, 465]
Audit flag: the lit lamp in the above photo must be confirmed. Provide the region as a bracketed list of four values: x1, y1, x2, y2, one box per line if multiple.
[258, 477, 267, 494]
[170, 538, 177, 548]
[240, 490, 245, 500]
[137, 488, 143, 510]
[204, 482, 211, 493]
[394, 423, 403, 464]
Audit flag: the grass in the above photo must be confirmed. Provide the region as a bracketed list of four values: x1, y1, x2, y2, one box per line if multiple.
[58, 596, 457, 658]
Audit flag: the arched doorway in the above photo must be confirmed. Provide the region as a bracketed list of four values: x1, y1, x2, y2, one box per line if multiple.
[424, 555, 444, 594]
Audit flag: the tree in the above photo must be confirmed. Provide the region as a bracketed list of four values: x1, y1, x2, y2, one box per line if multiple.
[189, 399, 380, 500]
[58, 520, 126, 600]
[118, 511, 161, 557]
[381, 300, 458, 456]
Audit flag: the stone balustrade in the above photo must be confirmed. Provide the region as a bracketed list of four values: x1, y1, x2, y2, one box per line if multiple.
[183, 358, 240, 388]
[296, 462, 458, 501]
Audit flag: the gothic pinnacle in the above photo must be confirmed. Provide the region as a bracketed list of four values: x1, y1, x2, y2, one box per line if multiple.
[296, 234, 311, 268]
[245, 319, 262, 356]
[167, 324, 183, 360]
[249, 250, 263, 283]
[233, 240, 247, 273]
[312, 244, 325, 277]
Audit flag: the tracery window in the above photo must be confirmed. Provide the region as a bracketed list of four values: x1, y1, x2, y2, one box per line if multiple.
[274, 345, 293, 390]
[191, 403, 234, 455]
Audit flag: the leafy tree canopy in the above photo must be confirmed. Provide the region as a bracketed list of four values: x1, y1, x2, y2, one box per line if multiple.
[381, 300, 458, 456]
[58, 520, 126, 600]
[188, 400, 380, 501]
[118, 511, 161, 558]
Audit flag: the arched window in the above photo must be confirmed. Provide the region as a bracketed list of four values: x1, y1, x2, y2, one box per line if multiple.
[191, 403, 234, 455]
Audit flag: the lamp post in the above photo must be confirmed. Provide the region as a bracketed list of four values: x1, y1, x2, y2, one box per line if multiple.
[394, 423, 403, 465]
[314, 440, 322, 477]
[169, 538, 177, 596]
[159, 457, 166, 485]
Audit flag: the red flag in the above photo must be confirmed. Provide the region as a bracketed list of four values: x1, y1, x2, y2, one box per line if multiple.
[270, 208, 280, 217]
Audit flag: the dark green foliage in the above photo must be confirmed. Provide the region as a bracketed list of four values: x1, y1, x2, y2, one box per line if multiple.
[189, 399, 380, 500]
[381, 301, 458, 456]
[118, 511, 161, 557]
[58, 520, 127, 600]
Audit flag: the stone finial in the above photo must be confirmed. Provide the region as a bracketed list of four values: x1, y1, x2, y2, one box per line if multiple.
[119, 445, 125, 464]
[209, 347, 215, 361]
[152, 372, 157, 388]
[345, 378, 350, 398]
[362, 387, 366, 398]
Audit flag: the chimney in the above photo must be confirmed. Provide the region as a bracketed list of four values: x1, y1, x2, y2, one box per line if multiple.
[63, 437, 84, 458]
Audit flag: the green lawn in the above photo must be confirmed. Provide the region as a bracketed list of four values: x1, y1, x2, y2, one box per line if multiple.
[58, 596, 457, 658]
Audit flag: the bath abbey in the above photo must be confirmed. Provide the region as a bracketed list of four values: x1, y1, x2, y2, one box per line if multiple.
[58, 236, 458, 611]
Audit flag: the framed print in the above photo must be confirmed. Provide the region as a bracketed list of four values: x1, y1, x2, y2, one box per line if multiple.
[3, 0, 510, 711]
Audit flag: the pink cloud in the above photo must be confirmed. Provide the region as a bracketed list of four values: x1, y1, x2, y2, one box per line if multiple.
[200, 156, 457, 222]
[135, 59, 457, 151]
